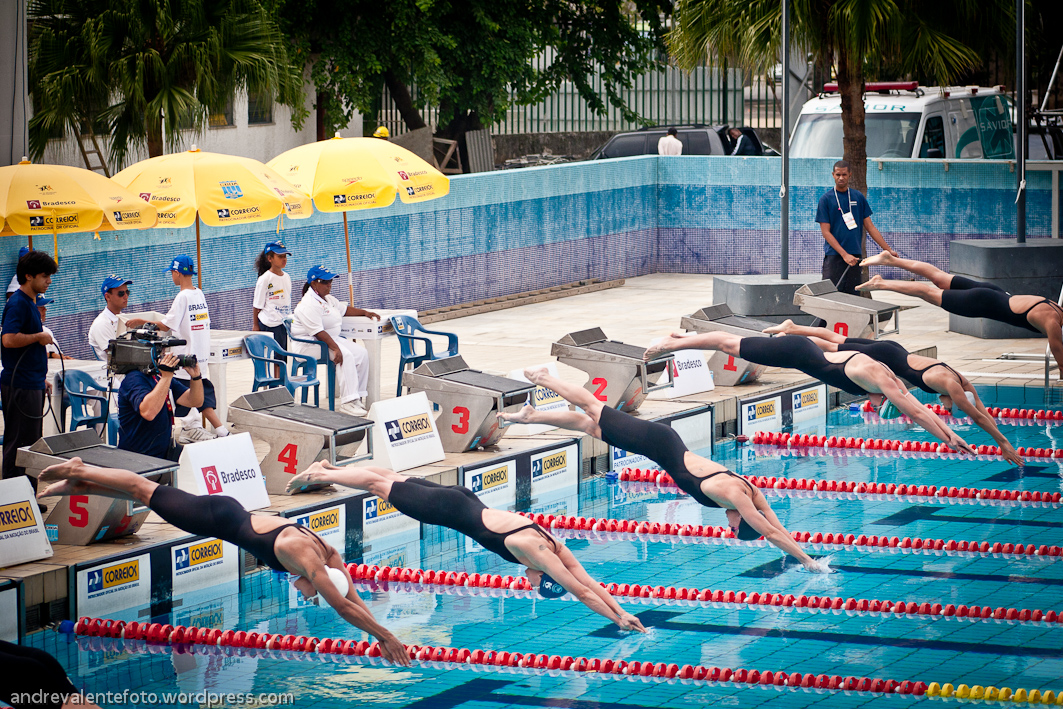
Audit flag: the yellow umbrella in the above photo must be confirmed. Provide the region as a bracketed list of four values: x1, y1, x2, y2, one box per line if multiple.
[112, 146, 313, 288]
[0, 160, 157, 253]
[268, 136, 449, 300]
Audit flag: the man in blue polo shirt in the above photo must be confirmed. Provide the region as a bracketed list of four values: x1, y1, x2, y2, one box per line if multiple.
[117, 352, 204, 461]
[1, 250, 58, 488]
[815, 160, 897, 295]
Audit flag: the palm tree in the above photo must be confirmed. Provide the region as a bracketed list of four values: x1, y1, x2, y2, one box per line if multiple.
[668, 0, 1012, 193]
[28, 0, 306, 169]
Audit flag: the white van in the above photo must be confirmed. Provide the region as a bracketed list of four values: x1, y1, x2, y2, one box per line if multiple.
[790, 82, 1015, 160]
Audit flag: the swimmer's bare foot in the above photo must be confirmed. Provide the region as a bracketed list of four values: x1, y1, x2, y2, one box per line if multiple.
[39, 456, 88, 485]
[762, 319, 795, 335]
[498, 404, 537, 426]
[37, 478, 90, 499]
[523, 367, 551, 386]
[855, 275, 885, 292]
[860, 251, 895, 268]
[643, 332, 688, 361]
[285, 461, 336, 494]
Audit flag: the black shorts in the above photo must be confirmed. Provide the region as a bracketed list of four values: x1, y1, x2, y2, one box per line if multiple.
[822, 253, 862, 295]
[174, 377, 217, 416]
[256, 319, 289, 356]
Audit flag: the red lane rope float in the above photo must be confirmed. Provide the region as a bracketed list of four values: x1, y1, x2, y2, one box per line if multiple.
[858, 400, 1063, 424]
[513, 512, 1063, 559]
[616, 466, 1063, 506]
[750, 429, 1063, 460]
[339, 564, 1063, 628]
[71, 616, 933, 697]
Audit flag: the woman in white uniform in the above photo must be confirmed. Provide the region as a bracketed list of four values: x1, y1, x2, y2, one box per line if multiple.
[290, 266, 379, 415]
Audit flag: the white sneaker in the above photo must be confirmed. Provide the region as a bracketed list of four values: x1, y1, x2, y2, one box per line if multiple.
[178, 426, 217, 444]
[340, 402, 367, 417]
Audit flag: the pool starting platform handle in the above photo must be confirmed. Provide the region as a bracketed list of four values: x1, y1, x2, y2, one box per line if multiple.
[17, 430, 177, 545]
[227, 388, 373, 495]
[550, 327, 674, 413]
[680, 304, 772, 387]
[793, 280, 905, 339]
[401, 355, 535, 453]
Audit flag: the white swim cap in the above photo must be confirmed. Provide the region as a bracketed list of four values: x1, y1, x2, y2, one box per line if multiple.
[951, 391, 977, 416]
[327, 566, 350, 597]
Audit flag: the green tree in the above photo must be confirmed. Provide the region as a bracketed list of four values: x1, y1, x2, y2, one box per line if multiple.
[280, 0, 672, 149]
[29, 0, 306, 168]
[668, 0, 1012, 192]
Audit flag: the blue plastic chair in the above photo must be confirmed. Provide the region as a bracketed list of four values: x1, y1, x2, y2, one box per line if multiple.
[64, 370, 110, 433]
[390, 315, 459, 396]
[244, 334, 321, 406]
[282, 319, 336, 410]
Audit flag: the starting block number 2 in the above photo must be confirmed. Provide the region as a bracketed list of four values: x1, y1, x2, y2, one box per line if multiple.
[279, 444, 299, 474]
[592, 378, 608, 401]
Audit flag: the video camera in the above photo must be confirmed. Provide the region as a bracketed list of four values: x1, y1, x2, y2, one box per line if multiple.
[107, 323, 196, 375]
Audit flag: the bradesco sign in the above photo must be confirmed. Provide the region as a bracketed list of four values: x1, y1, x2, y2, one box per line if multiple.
[77, 553, 151, 617]
[177, 432, 269, 510]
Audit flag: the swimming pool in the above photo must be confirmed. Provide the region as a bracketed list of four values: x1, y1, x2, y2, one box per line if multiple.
[29, 386, 1063, 707]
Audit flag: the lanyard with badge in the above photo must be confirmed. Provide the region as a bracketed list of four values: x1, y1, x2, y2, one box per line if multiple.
[834, 189, 858, 231]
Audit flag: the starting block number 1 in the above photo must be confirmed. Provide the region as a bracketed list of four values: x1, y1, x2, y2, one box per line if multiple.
[723, 355, 738, 372]
[279, 444, 299, 474]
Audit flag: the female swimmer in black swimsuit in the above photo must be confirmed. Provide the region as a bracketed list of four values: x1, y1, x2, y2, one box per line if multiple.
[762, 320, 1022, 465]
[35, 458, 409, 665]
[495, 368, 826, 573]
[285, 462, 647, 632]
[644, 332, 975, 454]
[858, 252, 1063, 377]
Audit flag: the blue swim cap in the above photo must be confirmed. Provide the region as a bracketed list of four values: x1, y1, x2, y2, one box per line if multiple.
[538, 573, 567, 598]
[736, 519, 762, 540]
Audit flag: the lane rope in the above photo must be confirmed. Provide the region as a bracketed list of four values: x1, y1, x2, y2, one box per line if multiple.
[749, 430, 1063, 461]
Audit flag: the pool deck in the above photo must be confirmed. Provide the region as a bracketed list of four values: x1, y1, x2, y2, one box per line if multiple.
[4, 272, 1057, 631]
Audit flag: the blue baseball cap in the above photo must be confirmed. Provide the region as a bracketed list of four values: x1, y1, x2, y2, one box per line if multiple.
[18, 246, 30, 259]
[538, 573, 568, 599]
[264, 241, 291, 256]
[307, 265, 337, 283]
[101, 275, 133, 296]
[35, 294, 54, 307]
[165, 254, 196, 275]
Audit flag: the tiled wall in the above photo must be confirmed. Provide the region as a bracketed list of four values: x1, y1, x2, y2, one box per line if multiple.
[17, 156, 1055, 360]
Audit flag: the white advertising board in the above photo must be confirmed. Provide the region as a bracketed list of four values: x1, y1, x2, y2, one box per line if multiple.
[670, 409, 714, 454]
[530, 443, 579, 496]
[504, 363, 568, 434]
[462, 459, 516, 556]
[294, 504, 347, 555]
[0, 477, 53, 567]
[368, 392, 445, 472]
[362, 538, 422, 572]
[177, 432, 269, 510]
[740, 395, 782, 436]
[0, 585, 17, 642]
[77, 553, 152, 618]
[171, 538, 239, 598]
[611, 445, 655, 473]
[648, 344, 715, 398]
[362, 495, 419, 545]
[791, 383, 829, 435]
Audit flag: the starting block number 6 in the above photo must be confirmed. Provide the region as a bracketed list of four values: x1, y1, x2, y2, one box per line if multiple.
[834, 323, 849, 336]
[279, 443, 299, 475]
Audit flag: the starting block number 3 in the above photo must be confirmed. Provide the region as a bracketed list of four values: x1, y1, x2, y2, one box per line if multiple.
[452, 406, 470, 434]
[279, 444, 299, 474]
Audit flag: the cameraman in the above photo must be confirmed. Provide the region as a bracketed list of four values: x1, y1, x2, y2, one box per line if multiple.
[117, 353, 203, 461]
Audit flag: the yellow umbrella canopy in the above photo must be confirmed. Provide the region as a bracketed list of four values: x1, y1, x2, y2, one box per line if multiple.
[0, 160, 157, 249]
[112, 147, 313, 287]
[268, 136, 449, 298]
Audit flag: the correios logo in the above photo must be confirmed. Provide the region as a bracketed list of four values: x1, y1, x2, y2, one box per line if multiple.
[793, 390, 819, 409]
[297, 508, 340, 532]
[201, 466, 223, 494]
[470, 465, 508, 493]
[364, 498, 397, 520]
[385, 413, 434, 443]
[175, 539, 223, 571]
[87, 559, 139, 593]
[748, 400, 776, 421]
[532, 451, 567, 479]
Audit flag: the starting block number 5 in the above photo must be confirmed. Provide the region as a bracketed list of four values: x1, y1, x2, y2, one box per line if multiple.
[279, 443, 299, 474]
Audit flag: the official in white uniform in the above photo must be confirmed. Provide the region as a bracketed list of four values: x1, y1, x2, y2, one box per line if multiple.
[290, 265, 379, 416]
[6, 246, 29, 299]
[88, 275, 142, 360]
[252, 241, 293, 348]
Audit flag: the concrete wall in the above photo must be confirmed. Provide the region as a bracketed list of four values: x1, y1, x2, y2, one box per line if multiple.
[19, 156, 1057, 360]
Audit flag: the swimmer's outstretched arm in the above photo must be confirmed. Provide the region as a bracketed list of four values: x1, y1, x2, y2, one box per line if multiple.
[734, 495, 824, 572]
[946, 382, 1022, 466]
[865, 370, 974, 454]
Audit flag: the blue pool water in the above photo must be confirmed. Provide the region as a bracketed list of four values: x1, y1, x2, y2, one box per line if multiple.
[27, 386, 1063, 707]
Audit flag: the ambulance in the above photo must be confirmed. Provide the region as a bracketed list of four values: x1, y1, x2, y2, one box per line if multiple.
[789, 82, 1014, 160]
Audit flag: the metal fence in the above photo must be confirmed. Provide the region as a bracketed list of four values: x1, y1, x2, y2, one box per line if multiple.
[379, 57, 785, 137]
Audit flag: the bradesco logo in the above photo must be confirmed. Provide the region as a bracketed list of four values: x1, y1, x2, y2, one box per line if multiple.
[297, 508, 340, 533]
[793, 390, 819, 410]
[364, 498, 398, 521]
[748, 400, 775, 421]
[175, 539, 223, 571]
[385, 413, 435, 444]
[532, 451, 567, 479]
[0, 500, 36, 532]
[470, 465, 508, 493]
[201, 466, 223, 494]
[87, 559, 139, 593]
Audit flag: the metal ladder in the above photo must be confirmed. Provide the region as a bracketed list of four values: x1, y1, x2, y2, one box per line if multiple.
[76, 131, 110, 176]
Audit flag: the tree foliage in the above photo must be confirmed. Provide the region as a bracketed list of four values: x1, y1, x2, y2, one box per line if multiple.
[29, 0, 306, 167]
[279, 0, 673, 141]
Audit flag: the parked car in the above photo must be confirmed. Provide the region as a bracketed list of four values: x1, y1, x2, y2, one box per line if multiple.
[591, 125, 766, 159]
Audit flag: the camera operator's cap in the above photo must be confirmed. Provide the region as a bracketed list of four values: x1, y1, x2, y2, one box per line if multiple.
[101, 275, 133, 296]
[35, 294, 54, 307]
[264, 241, 291, 256]
[306, 265, 337, 283]
[165, 254, 196, 275]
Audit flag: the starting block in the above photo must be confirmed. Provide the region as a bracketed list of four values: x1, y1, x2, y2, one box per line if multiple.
[17, 430, 177, 545]
[793, 280, 903, 338]
[402, 356, 535, 452]
[550, 327, 673, 412]
[228, 388, 373, 495]
[680, 305, 772, 386]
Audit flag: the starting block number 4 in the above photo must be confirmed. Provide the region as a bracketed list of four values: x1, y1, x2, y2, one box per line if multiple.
[452, 406, 470, 434]
[279, 444, 299, 475]
[592, 378, 608, 402]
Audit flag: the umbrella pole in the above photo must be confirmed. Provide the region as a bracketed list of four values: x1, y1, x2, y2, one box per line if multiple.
[196, 214, 202, 290]
[27, 236, 32, 250]
[343, 211, 353, 303]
